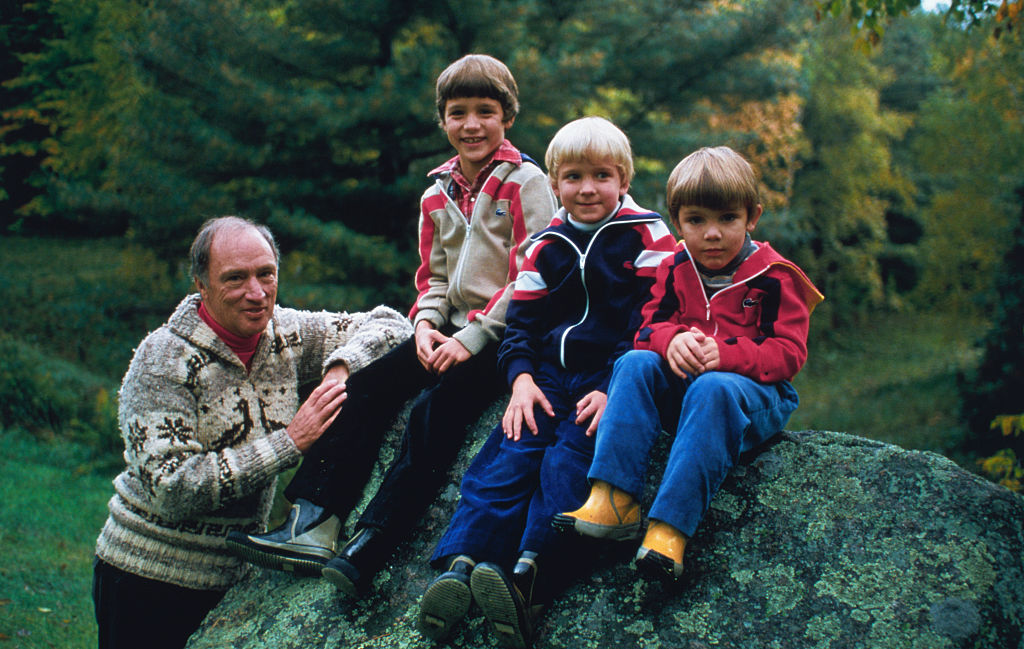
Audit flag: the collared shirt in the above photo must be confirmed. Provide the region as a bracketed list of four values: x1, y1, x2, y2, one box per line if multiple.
[430, 140, 523, 221]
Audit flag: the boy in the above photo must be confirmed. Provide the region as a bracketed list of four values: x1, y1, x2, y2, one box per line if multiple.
[554, 146, 823, 581]
[417, 117, 675, 648]
[227, 54, 557, 596]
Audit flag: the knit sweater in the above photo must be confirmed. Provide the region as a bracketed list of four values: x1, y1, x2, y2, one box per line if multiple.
[95, 294, 412, 590]
[410, 140, 557, 354]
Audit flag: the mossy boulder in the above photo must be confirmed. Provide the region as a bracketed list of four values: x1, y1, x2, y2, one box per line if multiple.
[187, 402, 1024, 649]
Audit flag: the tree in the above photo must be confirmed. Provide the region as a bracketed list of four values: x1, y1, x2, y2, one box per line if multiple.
[762, 20, 914, 328]
[816, 0, 1024, 43]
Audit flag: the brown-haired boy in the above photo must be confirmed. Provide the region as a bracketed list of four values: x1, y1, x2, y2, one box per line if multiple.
[555, 146, 823, 581]
[228, 54, 556, 596]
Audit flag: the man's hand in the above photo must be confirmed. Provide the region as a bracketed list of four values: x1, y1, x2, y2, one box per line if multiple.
[414, 320, 471, 374]
[665, 327, 720, 378]
[502, 373, 555, 441]
[575, 390, 608, 436]
[323, 362, 350, 386]
[286, 378, 347, 453]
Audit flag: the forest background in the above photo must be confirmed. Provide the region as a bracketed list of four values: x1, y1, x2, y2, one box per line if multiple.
[1, 0, 1022, 646]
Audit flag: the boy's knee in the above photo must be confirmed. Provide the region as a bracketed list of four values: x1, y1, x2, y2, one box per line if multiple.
[613, 349, 662, 375]
[687, 372, 744, 404]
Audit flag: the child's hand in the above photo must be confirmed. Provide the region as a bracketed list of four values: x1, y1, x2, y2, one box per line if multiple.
[575, 390, 607, 437]
[414, 321, 444, 370]
[427, 338, 472, 374]
[666, 327, 719, 378]
[502, 373, 554, 441]
[414, 321, 472, 374]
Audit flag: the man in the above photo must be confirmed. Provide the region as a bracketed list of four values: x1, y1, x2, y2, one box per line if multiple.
[92, 216, 411, 649]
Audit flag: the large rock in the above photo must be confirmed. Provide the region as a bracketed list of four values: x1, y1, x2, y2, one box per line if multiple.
[187, 402, 1024, 649]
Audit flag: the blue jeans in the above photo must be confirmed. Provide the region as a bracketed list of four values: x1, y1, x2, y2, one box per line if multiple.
[588, 350, 798, 537]
[431, 363, 602, 566]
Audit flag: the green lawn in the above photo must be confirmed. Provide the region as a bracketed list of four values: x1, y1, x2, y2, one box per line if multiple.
[0, 430, 114, 649]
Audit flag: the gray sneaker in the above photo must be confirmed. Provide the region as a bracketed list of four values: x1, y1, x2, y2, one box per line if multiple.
[225, 499, 342, 575]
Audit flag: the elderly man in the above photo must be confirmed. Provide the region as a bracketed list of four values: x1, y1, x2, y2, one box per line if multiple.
[91, 216, 411, 649]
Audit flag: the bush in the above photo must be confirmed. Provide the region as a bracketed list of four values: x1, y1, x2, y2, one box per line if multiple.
[0, 333, 120, 455]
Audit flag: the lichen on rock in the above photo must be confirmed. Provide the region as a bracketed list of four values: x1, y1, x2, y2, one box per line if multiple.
[186, 408, 1024, 649]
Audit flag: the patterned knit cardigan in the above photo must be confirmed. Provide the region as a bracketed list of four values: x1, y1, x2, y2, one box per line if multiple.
[95, 294, 412, 590]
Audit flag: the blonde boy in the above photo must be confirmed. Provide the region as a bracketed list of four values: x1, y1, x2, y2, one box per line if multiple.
[557, 146, 824, 581]
[417, 117, 675, 648]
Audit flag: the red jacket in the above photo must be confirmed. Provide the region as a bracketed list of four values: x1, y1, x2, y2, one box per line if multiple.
[635, 241, 824, 384]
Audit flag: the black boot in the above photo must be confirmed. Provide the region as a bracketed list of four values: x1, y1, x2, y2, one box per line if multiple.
[417, 555, 476, 641]
[320, 526, 390, 596]
[225, 498, 342, 576]
[470, 552, 541, 649]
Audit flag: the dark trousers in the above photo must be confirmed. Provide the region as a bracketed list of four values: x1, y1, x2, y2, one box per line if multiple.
[92, 557, 224, 649]
[430, 364, 604, 602]
[285, 331, 504, 545]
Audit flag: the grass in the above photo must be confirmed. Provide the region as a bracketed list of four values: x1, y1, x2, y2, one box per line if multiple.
[789, 310, 984, 462]
[0, 429, 115, 649]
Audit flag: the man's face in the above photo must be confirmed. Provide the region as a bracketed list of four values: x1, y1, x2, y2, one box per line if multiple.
[196, 227, 278, 338]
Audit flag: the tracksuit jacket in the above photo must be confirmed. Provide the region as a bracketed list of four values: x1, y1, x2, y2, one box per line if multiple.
[411, 140, 557, 354]
[499, 196, 676, 392]
[635, 241, 824, 383]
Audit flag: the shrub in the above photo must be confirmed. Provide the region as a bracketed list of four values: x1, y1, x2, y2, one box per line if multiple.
[0, 333, 120, 455]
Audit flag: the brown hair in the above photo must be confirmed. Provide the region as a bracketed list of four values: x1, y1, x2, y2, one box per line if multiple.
[666, 146, 760, 223]
[435, 54, 519, 125]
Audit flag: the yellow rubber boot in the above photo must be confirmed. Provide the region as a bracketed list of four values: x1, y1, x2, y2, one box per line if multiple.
[636, 520, 687, 580]
[552, 480, 641, 540]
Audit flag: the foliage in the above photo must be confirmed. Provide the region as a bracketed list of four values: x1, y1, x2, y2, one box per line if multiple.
[0, 333, 121, 455]
[912, 27, 1024, 313]
[0, 237, 183, 379]
[816, 0, 1024, 43]
[958, 190, 1024, 457]
[976, 416, 1024, 491]
[762, 20, 914, 327]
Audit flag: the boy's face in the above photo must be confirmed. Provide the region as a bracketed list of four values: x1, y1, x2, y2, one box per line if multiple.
[551, 157, 629, 224]
[442, 96, 513, 183]
[675, 203, 762, 270]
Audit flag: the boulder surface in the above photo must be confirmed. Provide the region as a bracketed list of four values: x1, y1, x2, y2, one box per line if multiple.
[186, 404, 1024, 649]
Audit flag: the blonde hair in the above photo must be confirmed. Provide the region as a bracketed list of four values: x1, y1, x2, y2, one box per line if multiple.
[545, 116, 634, 184]
[435, 54, 519, 125]
[666, 146, 759, 222]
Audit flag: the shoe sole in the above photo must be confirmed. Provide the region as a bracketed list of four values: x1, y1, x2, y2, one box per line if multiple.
[635, 546, 683, 581]
[225, 536, 331, 577]
[470, 565, 529, 649]
[321, 561, 360, 597]
[551, 513, 642, 541]
[418, 575, 471, 641]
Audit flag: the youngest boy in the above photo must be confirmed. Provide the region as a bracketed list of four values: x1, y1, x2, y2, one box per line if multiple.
[417, 117, 675, 648]
[555, 146, 823, 581]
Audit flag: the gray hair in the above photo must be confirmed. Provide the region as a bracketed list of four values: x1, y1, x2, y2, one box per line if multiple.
[189, 216, 280, 285]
